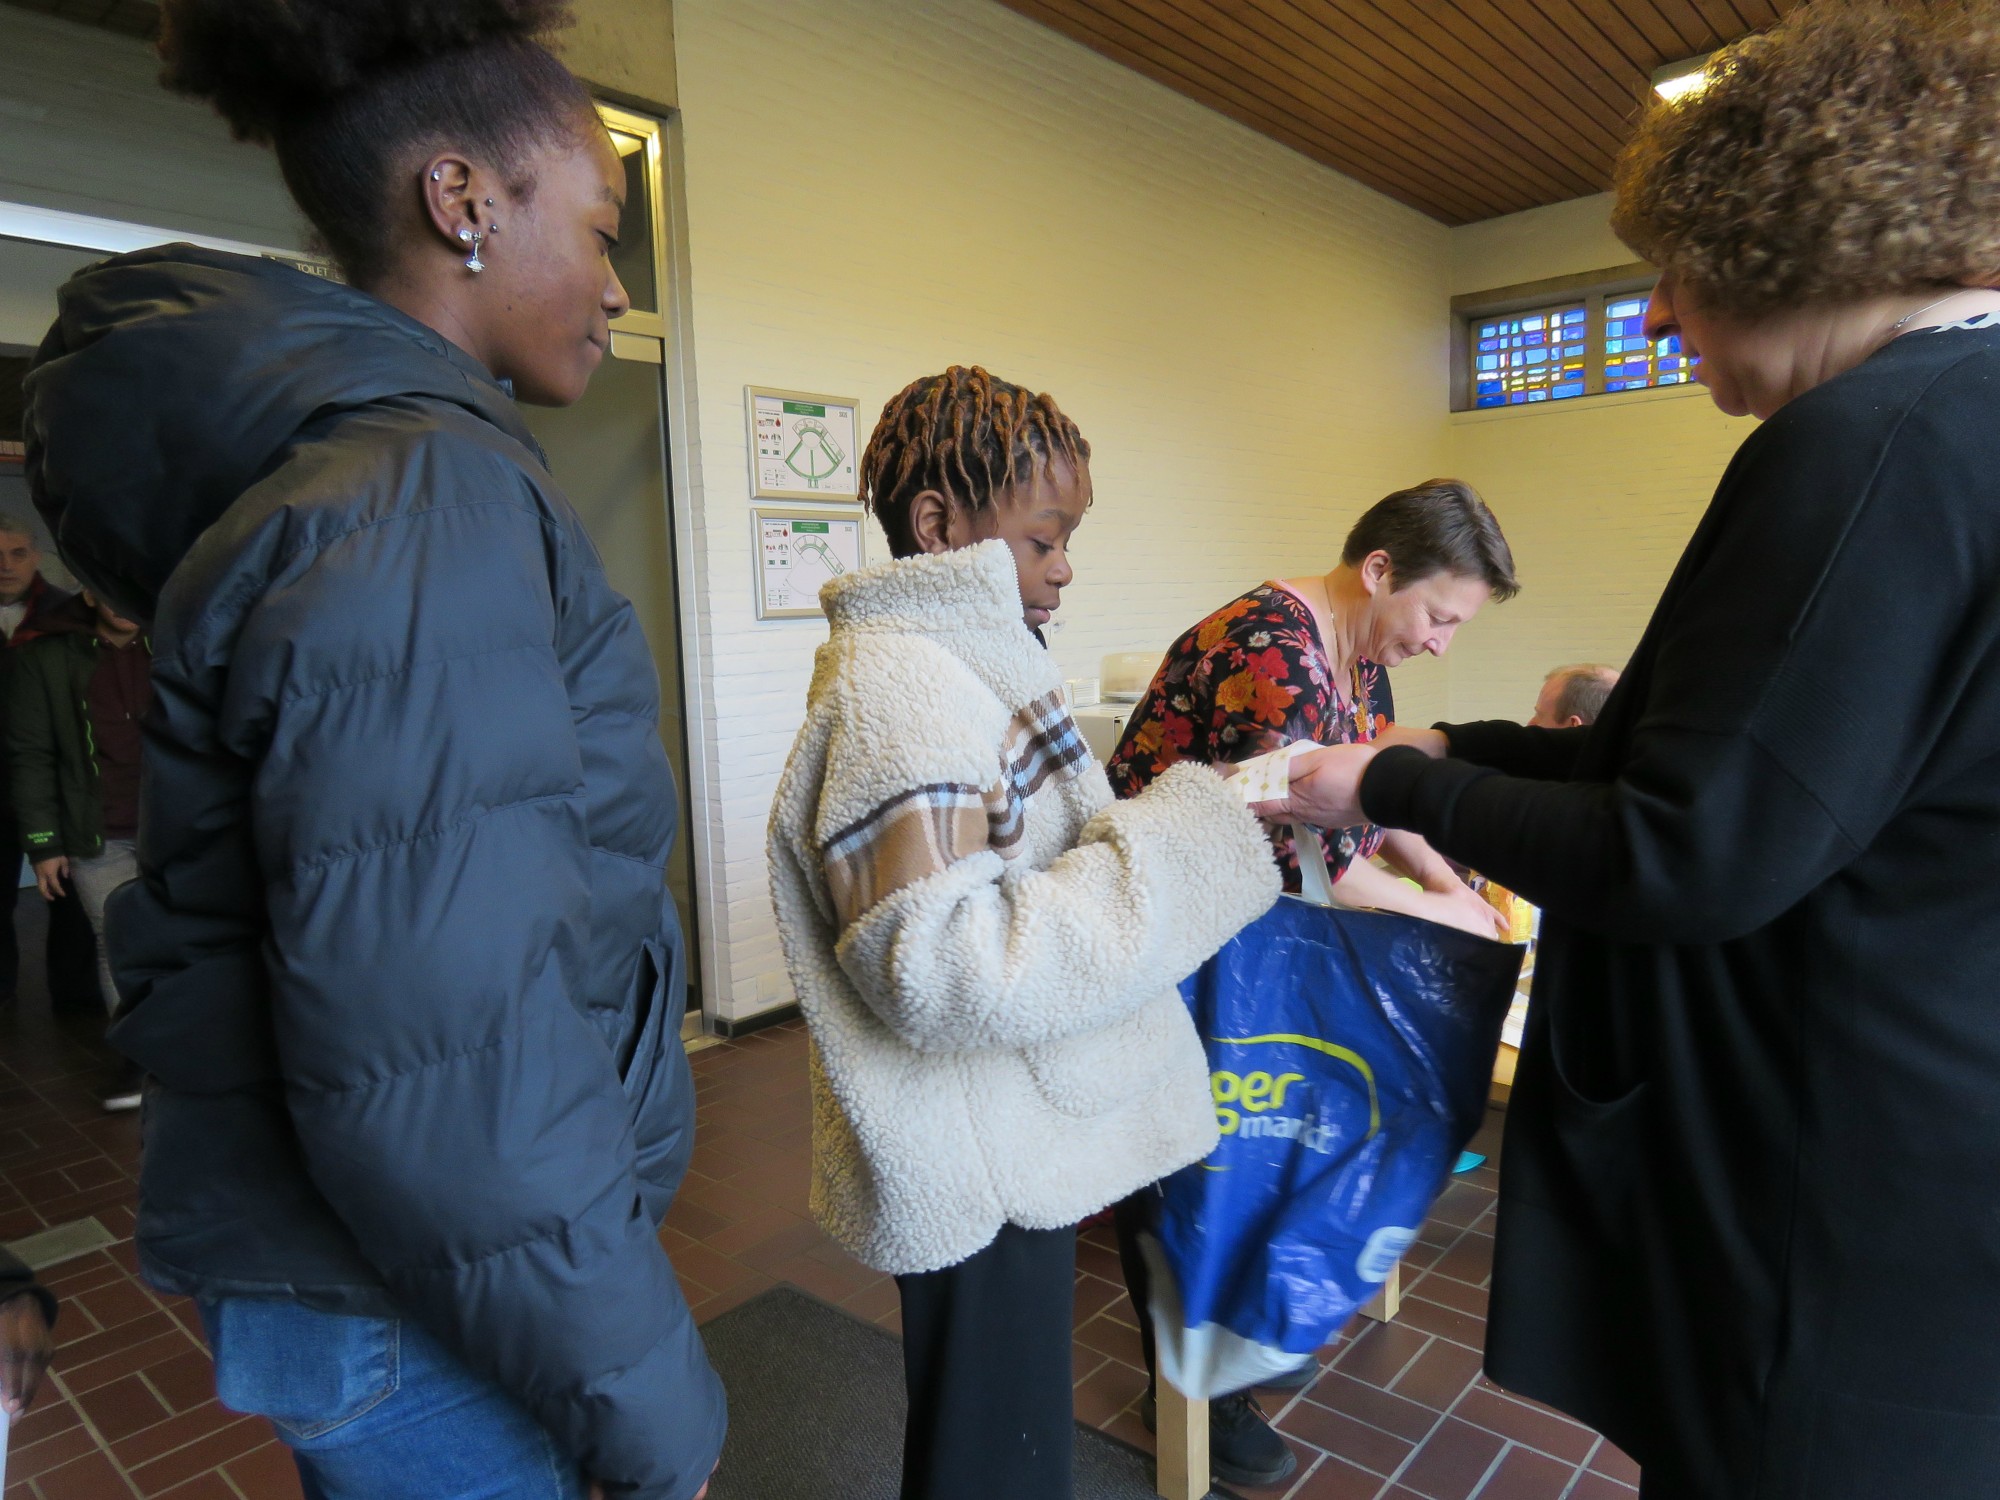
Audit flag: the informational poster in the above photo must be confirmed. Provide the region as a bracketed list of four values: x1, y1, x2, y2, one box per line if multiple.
[754, 507, 867, 619]
[745, 386, 861, 501]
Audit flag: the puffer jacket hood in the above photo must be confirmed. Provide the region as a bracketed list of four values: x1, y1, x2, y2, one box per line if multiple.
[25, 243, 536, 621]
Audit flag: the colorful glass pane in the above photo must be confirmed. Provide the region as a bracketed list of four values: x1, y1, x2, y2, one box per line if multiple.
[1600, 303, 1695, 394]
[1467, 301, 1588, 407]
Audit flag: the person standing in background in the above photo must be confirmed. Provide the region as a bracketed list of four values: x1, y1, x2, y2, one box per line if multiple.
[8, 588, 151, 1110]
[0, 520, 48, 645]
[0, 513, 98, 1013]
[1527, 663, 1619, 729]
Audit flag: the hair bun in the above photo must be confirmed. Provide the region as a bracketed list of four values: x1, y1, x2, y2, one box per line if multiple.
[159, 0, 575, 143]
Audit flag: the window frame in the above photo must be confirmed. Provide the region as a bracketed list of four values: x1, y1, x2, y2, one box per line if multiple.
[1451, 262, 1665, 413]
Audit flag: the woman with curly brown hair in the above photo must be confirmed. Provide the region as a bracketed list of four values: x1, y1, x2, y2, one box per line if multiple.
[1257, 4, 2000, 1495]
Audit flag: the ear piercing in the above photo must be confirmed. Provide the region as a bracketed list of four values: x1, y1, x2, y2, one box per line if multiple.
[458, 227, 485, 273]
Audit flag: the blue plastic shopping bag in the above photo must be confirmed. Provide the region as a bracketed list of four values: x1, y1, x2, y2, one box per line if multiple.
[1143, 892, 1521, 1398]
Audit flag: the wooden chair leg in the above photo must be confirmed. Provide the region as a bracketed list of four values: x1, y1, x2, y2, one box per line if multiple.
[1155, 1378, 1208, 1500]
[1358, 1259, 1402, 1323]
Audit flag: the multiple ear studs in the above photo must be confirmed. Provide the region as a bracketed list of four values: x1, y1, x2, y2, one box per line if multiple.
[430, 175, 496, 272]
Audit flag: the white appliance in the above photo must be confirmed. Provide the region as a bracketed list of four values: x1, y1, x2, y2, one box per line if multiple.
[1100, 651, 1158, 703]
[1074, 703, 1132, 763]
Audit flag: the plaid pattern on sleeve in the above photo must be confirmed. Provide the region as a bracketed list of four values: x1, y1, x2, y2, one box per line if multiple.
[823, 782, 993, 928]
[821, 691, 1093, 928]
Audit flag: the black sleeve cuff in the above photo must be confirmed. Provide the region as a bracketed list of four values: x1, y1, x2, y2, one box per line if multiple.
[1430, 719, 1524, 766]
[1362, 743, 1501, 846]
[1359, 744, 1431, 829]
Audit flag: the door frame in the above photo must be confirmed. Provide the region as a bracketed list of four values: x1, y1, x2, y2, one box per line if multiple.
[596, 102, 726, 1037]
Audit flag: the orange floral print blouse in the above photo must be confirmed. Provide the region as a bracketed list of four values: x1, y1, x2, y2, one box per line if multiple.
[1105, 583, 1392, 893]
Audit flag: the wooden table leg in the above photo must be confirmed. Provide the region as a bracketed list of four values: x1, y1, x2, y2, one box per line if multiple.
[1155, 1377, 1208, 1500]
[1357, 1259, 1402, 1323]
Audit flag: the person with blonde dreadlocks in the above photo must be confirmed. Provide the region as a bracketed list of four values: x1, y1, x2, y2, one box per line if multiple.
[767, 366, 1279, 1499]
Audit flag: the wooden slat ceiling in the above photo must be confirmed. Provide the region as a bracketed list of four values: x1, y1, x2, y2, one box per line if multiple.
[996, 0, 1802, 224]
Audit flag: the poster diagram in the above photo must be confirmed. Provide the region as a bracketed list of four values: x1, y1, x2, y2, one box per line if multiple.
[755, 508, 867, 618]
[747, 388, 860, 500]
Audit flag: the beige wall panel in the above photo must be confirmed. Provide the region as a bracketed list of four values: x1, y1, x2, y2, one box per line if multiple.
[1445, 391, 1753, 724]
[568, 0, 679, 111]
[1450, 192, 1629, 298]
[0, 9, 303, 250]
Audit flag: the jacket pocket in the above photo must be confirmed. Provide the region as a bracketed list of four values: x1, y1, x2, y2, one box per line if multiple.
[1512, 994, 1651, 1236]
[1022, 995, 1188, 1119]
[201, 1298, 399, 1442]
[620, 938, 696, 1221]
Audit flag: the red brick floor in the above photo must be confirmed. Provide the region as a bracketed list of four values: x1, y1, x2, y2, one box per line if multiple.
[2, 961, 1638, 1500]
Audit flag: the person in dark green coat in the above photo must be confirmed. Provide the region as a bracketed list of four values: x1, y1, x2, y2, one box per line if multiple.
[7, 587, 150, 1109]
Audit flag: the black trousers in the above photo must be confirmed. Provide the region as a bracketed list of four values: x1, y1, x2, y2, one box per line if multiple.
[894, 1223, 1077, 1500]
[0, 863, 97, 1008]
[1111, 1191, 1161, 1384]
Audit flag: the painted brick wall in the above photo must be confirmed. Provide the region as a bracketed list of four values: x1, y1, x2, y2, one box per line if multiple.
[1444, 387, 1753, 723]
[670, 0, 1454, 1020]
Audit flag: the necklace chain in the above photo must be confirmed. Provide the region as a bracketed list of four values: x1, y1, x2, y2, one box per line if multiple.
[1890, 291, 1978, 338]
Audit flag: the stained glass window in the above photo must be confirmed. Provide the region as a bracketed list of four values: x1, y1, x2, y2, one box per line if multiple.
[1472, 303, 1588, 408]
[1602, 296, 1691, 392]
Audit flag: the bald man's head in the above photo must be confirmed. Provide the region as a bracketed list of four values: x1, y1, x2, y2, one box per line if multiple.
[1530, 664, 1619, 729]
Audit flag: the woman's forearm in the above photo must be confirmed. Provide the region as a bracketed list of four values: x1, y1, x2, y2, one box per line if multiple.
[1377, 828, 1457, 891]
[1329, 849, 1505, 939]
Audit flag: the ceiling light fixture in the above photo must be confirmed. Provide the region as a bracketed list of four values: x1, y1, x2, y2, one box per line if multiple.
[1651, 51, 1716, 102]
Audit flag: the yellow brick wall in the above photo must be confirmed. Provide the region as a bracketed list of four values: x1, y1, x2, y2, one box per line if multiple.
[670, 0, 1454, 1018]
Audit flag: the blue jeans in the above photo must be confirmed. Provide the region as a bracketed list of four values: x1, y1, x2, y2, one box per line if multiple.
[201, 1298, 590, 1500]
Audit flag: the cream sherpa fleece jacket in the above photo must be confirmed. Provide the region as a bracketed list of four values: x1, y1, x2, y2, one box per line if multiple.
[767, 541, 1281, 1275]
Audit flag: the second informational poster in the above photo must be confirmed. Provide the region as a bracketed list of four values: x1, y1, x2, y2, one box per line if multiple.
[754, 507, 866, 619]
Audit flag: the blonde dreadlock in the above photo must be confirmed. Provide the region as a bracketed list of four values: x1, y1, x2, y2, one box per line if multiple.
[859, 366, 1091, 558]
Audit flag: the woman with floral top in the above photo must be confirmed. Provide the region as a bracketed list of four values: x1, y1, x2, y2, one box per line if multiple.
[1109, 477, 1518, 935]
[1102, 476, 1520, 1486]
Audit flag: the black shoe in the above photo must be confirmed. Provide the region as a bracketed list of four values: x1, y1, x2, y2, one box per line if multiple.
[1139, 1389, 1299, 1489]
[1210, 1392, 1298, 1487]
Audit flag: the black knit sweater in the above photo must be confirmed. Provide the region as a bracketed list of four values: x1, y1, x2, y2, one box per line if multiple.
[1362, 324, 2000, 1500]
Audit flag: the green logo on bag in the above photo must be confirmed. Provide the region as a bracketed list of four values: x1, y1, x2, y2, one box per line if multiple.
[1208, 1033, 1380, 1154]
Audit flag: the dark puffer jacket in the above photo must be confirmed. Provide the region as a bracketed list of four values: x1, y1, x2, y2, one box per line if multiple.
[25, 246, 724, 1499]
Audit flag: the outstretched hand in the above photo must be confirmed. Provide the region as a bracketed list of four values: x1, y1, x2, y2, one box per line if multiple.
[1248, 743, 1377, 829]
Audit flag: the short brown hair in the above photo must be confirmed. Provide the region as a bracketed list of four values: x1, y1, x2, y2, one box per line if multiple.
[860, 366, 1091, 559]
[1613, 0, 2000, 317]
[1341, 478, 1518, 602]
[1546, 664, 1619, 727]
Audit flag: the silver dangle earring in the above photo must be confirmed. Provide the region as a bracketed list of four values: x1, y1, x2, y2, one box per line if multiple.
[457, 227, 485, 274]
